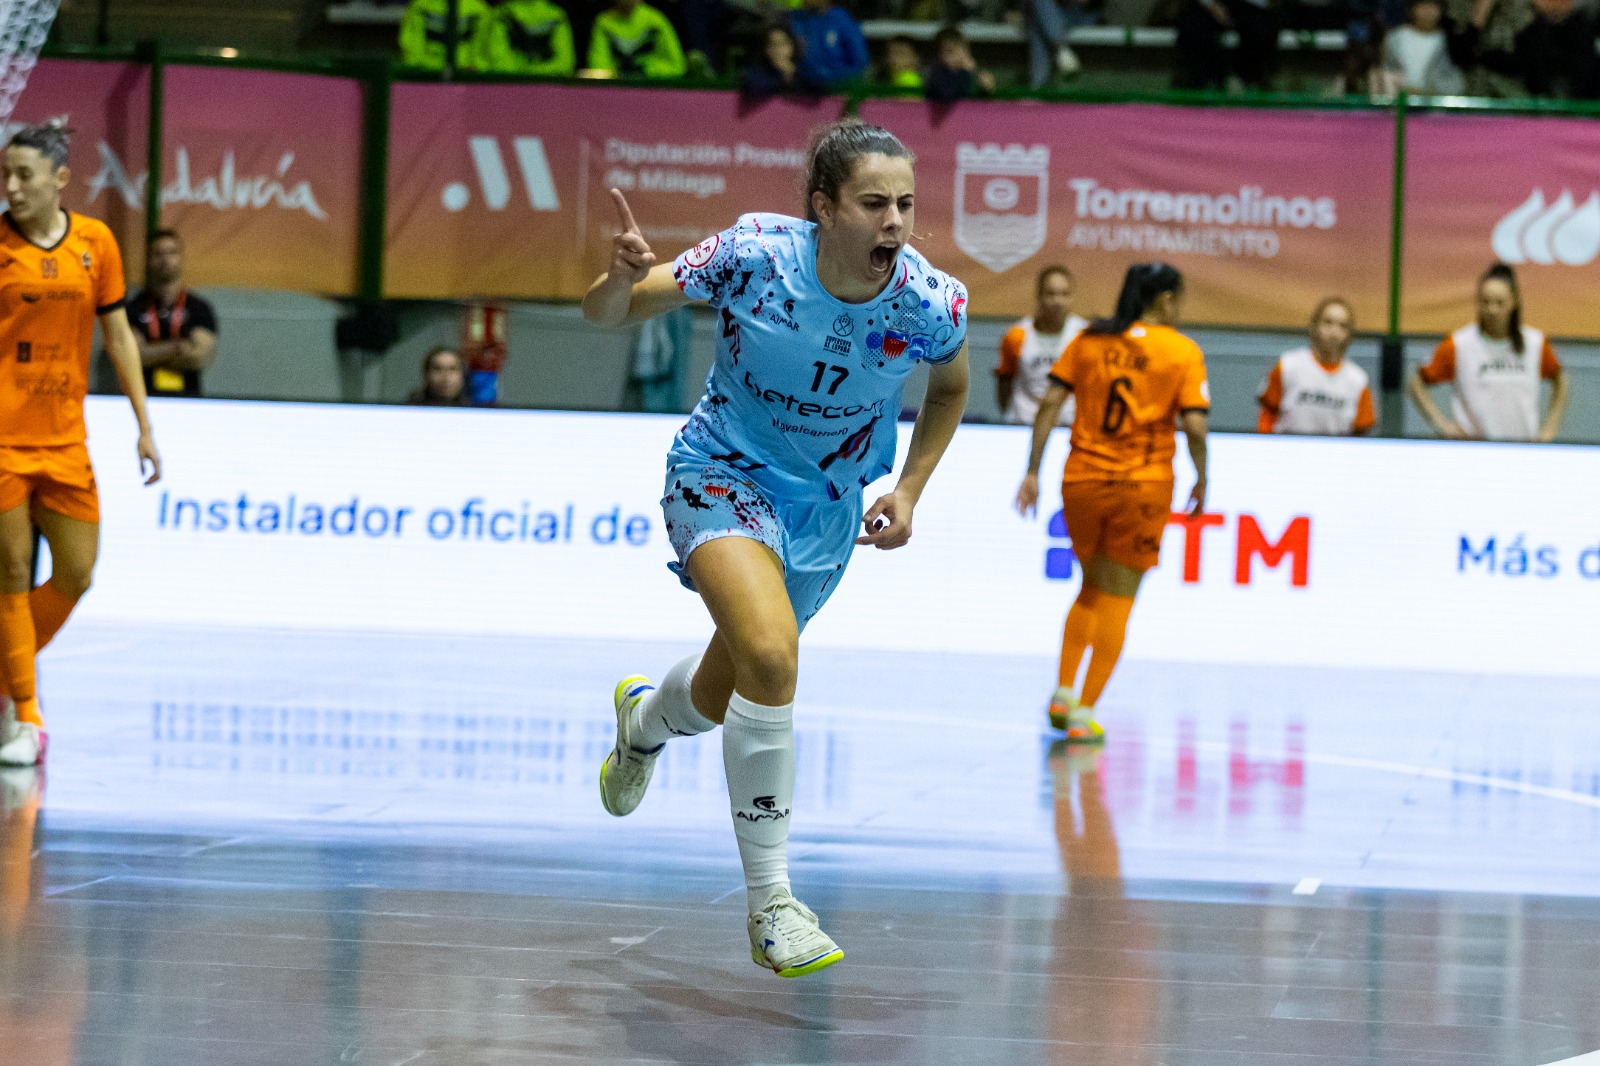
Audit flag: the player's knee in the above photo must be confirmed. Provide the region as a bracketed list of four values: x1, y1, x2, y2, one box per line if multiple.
[736, 632, 799, 696]
[0, 557, 29, 594]
[52, 566, 92, 600]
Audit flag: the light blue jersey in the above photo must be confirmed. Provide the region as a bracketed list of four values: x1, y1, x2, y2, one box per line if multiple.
[671, 213, 968, 503]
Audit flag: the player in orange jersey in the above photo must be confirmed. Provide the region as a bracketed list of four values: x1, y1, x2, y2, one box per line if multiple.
[1015, 262, 1208, 742]
[0, 122, 161, 766]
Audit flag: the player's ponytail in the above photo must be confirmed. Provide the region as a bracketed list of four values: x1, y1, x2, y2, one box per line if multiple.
[1087, 262, 1183, 336]
[1480, 262, 1524, 354]
[804, 119, 913, 223]
[7, 117, 71, 169]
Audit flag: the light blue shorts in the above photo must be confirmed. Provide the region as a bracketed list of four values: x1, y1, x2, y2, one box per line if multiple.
[661, 453, 861, 632]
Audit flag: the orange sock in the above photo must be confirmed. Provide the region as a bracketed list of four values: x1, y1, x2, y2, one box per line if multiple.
[1079, 593, 1136, 709]
[30, 580, 79, 653]
[0, 593, 39, 726]
[1057, 587, 1101, 689]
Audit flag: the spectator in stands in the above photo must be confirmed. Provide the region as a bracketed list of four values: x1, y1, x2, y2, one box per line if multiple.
[996, 265, 1087, 427]
[130, 230, 219, 400]
[408, 347, 471, 406]
[483, 0, 578, 75]
[588, 0, 688, 77]
[742, 21, 828, 97]
[1175, 0, 1279, 91]
[1507, 0, 1600, 98]
[790, 0, 870, 89]
[1258, 297, 1376, 435]
[924, 24, 996, 100]
[399, 0, 493, 71]
[880, 33, 925, 92]
[1024, 0, 1088, 89]
[1174, 0, 1232, 89]
[1407, 263, 1569, 441]
[1444, 0, 1532, 96]
[1382, 0, 1465, 93]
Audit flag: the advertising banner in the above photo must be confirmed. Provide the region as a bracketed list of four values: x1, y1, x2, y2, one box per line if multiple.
[1404, 113, 1600, 338]
[80, 399, 1600, 678]
[160, 66, 364, 295]
[9, 61, 362, 295]
[11, 59, 150, 280]
[857, 100, 1395, 331]
[384, 84, 843, 299]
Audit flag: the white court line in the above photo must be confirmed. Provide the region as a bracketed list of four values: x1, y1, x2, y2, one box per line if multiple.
[1192, 741, 1600, 811]
[1292, 878, 1320, 896]
[1540, 1053, 1600, 1066]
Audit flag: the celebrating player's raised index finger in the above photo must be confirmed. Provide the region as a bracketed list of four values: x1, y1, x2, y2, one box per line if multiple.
[611, 188, 642, 236]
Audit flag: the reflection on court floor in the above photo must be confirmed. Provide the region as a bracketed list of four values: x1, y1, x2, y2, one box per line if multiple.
[2, 622, 1596, 1064]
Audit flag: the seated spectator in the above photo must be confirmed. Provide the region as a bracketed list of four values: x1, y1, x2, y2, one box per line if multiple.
[408, 347, 471, 406]
[1174, 0, 1279, 91]
[1445, 0, 1533, 97]
[1509, 0, 1600, 98]
[997, 266, 1086, 426]
[588, 0, 687, 77]
[1024, 0, 1089, 89]
[1258, 298, 1376, 435]
[129, 230, 218, 400]
[483, 0, 577, 75]
[1406, 263, 1569, 441]
[880, 33, 925, 92]
[790, 0, 869, 89]
[1382, 0, 1465, 93]
[924, 24, 996, 101]
[742, 22, 827, 97]
[399, 0, 493, 71]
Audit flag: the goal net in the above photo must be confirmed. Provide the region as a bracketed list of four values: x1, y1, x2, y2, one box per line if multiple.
[0, 0, 58, 128]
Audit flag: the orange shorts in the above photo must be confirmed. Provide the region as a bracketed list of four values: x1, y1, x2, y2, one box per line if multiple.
[1060, 478, 1173, 572]
[0, 444, 101, 524]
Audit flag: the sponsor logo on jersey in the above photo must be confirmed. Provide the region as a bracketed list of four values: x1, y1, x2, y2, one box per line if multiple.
[1290, 388, 1350, 410]
[1492, 189, 1600, 267]
[741, 369, 884, 420]
[832, 313, 854, 337]
[823, 335, 851, 357]
[15, 342, 30, 363]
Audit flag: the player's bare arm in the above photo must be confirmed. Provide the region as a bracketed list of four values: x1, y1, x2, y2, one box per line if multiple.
[100, 308, 162, 484]
[1540, 368, 1569, 443]
[582, 189, 690, 328]
[1181, 408, 1208, 515]
[858, 344, 970, 550]
[1016, 379, 1071, 517]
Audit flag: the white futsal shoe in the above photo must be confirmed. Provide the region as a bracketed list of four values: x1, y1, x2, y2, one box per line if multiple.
[0, 717, 45, 767]
[749, 893, 844, 978]
[599, 675, 660, 817]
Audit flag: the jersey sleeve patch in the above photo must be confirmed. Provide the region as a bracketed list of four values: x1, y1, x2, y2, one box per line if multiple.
[672, 213, 786, 310]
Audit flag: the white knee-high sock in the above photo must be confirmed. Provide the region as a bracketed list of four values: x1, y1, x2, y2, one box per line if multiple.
[723, 692, 794, 913]
[629, 654, 717, 749]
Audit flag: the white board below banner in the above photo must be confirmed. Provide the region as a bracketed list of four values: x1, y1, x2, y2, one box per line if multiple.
[76, 398, 1600, 677]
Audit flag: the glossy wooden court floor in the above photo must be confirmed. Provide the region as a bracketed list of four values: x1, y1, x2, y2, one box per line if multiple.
[2, 623, 1597, 1065]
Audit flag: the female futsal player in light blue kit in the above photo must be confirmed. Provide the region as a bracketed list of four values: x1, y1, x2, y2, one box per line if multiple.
[582, 120, 970, 978]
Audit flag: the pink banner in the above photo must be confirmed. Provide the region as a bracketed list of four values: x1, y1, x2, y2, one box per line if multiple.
[160, 66, 364, 295]
[385, 85, 844, 300]
[12, 59, 150, 281]
[1404, 114, 1600, 338]
[858, 100, 1395, 331]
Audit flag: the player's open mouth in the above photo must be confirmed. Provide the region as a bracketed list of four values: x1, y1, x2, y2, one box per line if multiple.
[869, 243, 899, 274]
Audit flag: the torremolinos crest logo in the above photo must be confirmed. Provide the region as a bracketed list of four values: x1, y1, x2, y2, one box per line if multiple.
[1491, 190, 1600, 266]
[954, 143, 1049, 273]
